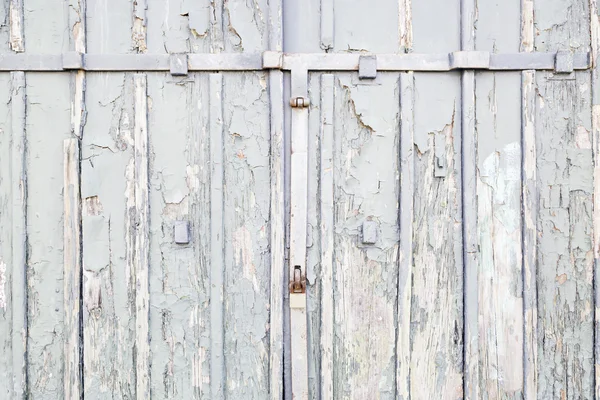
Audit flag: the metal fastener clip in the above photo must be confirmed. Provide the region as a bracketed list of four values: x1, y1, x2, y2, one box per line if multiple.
[290, 265, 306, 293]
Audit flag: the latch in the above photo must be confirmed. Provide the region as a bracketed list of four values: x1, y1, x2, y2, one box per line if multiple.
[290, 265, 306, 293]
[290, 97, 310, 108]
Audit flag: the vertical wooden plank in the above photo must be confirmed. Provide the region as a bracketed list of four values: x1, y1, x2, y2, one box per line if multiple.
[11, 71, 27, 399]
[209, 73, 225, 400]
[397, 71, 414, 400]
[0, 72, 13, 398]
[65, 0, 85, 397]
[9, 0, 24, 52]
[319, 74, 334, 400]
[475, 72, 524, 398]
[82, 2, 134, 398]
[268, 0, 285, 397]
[474, 1, 523, 398]
[133, 73, 150, 400]
[521, 1, 537, 399]
[461, 0, 478, 397]
[64, 138, 82, 400]
[25, 0, 70, 393]
[221, 70, 272, 398]
[330, 73, 399, 399]
[522, 69, 538, 400]
[593, 0, 600, 396]
[411, 0, 462, 397]
[396, 0, 413, 395]
[535, 0, 594, 397]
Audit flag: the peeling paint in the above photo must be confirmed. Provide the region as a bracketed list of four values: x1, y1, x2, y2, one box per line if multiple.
[0, 261, 6, 310]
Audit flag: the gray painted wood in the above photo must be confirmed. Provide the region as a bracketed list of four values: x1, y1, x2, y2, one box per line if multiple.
[2, 0, 600, 398]
[535, 0, 594, 398]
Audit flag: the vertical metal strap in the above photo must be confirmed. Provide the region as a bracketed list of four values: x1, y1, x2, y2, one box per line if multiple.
[289, 67, 309, 400]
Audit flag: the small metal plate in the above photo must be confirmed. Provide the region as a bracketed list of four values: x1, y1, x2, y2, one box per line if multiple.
[174, 221, 190, 244]
[555, 51, 574, 73]
[170, 54, 188, 76]
[358, 55, 377, 79]
[362, 220, 378, 244]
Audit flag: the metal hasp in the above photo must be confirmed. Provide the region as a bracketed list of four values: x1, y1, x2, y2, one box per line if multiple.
[289, 67, 309, 400]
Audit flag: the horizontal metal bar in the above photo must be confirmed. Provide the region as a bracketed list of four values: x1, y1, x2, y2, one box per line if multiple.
[0, 53, 264, 72]
[0, 51, 590, 72]
[283, 52, 591, 71]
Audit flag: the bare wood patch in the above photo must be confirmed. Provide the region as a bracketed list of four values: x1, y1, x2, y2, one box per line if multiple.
[9, 0, 24, 52]
[64, 138, 82, 400]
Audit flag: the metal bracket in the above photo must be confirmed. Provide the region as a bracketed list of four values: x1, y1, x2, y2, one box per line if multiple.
[169, 54, 188, 76]
[434, 132, 447, 178]
[555, 51, 574, 73]
[62, 52, 84, 70]
[449, 51, 490, 69]
[358, 55, 377, 79]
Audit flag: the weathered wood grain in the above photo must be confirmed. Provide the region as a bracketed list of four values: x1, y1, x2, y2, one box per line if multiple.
[319, 73, 334, 400]
[63, 138, 82, 400]
[133, 73, 151, 400]
[82, 4, 136, 395]
[26, 72, 72, 398]
[329, 73, 399, 399]
[534, 0, 594, 398]
[461, 0, 478, 397]
[521, 1, 537, 399]
[474, 1, 524, 398]
[23, 1, 69, 397]
[268, 1, 285, 398]
[0, 72, 13, 398]
[65, 1, 85, 397]
[592, 0, 600, 397]
[9, 0, 24, 52]
[6, 71, 27, 399]
[522, 69, 538, 400]
[411, 73, 463, 400]
[411, 0, 463, 398]
[397, 71, 414, 400]
[210, 73, 225, 400]
[222, 71, 272, 398]
[475, 72, 524, 399]
[145, 71, 211, 399]
[132, 0, 147, 53]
